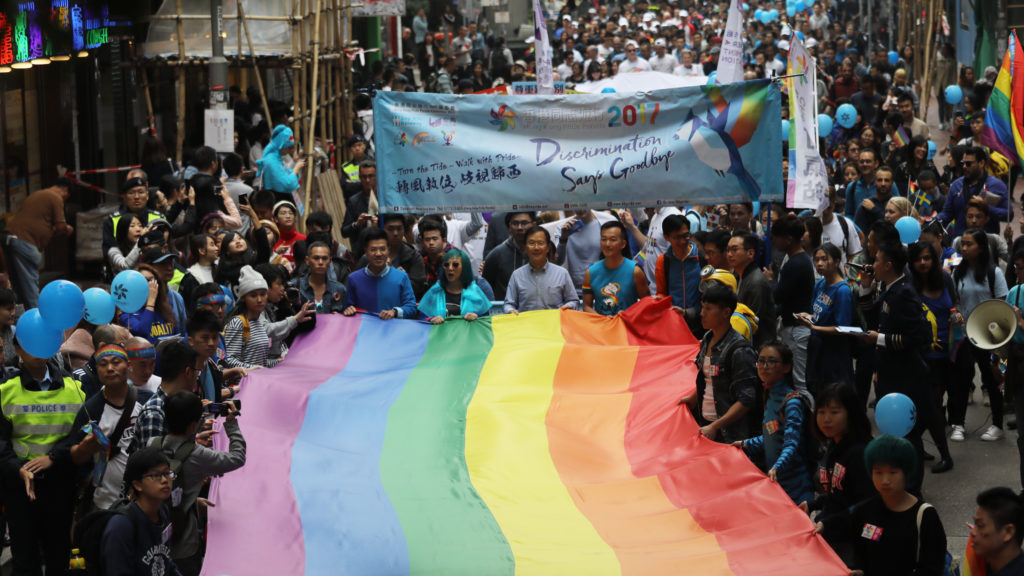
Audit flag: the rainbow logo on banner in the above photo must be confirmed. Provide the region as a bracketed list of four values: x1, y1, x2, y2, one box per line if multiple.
[201, 299, 846, 575]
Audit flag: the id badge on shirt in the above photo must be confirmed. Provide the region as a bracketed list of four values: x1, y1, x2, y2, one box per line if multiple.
[162, 522, 173, 545]
[861, 523, 883, 541]
[171, 487, 182, 508]
[765, 419, 780, 435]
[831, 463, 847, 490]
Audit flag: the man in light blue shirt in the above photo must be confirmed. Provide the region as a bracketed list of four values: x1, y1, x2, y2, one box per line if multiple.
[504, 226, 580, 314]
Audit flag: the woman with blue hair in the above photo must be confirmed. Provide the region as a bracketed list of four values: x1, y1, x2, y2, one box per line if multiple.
[419, 249, 491, 324]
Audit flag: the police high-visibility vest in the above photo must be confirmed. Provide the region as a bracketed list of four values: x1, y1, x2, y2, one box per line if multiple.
[0, 376, 83, 460]
[169, 267, 185, 292]
[110, 210, 163, 236]
[342, 162, 359, 183]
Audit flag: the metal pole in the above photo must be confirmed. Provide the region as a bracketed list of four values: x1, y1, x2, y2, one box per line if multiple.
[209, 0, 229, 109]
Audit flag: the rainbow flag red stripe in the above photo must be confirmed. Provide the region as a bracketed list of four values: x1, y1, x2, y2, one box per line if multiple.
[983, 31, 1024, 166]
[201, 299, 847, 575]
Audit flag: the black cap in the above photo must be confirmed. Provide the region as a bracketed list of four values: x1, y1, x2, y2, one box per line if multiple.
[122, 177, 147, 192]
[142, 245, 178, 265]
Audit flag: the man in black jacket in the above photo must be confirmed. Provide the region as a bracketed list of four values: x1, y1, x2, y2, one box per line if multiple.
[729, 231, 777, 347]
[856, 241, 933, 492]
[341, 161, 379, 259]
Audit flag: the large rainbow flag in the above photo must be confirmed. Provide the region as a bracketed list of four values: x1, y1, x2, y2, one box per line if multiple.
[200, 299, 846, 575]
[983, 30, 1024, 166]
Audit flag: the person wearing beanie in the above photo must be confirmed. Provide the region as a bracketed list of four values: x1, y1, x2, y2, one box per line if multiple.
[223, 265, 310, 368]
[271, 200, 306, 266]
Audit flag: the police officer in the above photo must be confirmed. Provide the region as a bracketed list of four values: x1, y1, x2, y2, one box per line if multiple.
[101, 169, 164, 273]
[855, 240, 933, 493]
[0, 337, 83, 575]
[341, 136, 369, 198]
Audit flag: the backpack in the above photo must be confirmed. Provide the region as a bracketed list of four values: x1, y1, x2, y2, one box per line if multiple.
[777, 389, 820, 480]
[152, 436, 197, 547]
[73, 502, 137, 575]
[836, 214, 851, 257]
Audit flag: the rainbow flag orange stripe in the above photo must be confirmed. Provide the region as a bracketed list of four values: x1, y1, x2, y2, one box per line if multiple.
[201, 299, 847, 574]
[894, 125, 910, 148]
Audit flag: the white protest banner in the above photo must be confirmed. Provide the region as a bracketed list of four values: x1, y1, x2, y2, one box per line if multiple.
[716, 0, 745, 84]
[785, 36, 829, 209]
[532, 0, 554, 95]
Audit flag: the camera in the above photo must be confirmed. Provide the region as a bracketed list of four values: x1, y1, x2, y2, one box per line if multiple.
[205, 399, 242, 417]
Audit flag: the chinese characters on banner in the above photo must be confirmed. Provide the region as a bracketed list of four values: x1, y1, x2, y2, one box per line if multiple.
[373, 81, 783, 213]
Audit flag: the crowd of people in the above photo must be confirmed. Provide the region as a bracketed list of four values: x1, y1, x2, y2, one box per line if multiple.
[0, 0, 1022, 575]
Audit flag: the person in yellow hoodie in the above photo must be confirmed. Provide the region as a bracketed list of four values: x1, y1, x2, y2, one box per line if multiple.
[699, 266, 759, 342]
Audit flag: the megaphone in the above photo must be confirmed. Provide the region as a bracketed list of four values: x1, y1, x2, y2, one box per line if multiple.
[966, 299, 1018, 357]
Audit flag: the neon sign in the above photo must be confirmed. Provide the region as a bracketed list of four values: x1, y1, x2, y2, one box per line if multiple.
[0, 1, 109, 63]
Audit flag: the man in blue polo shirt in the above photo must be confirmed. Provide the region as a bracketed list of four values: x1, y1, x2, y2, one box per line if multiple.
[342, 227, 417, 320]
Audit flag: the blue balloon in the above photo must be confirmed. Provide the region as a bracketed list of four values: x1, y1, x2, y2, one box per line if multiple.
[944, 84, 963, 105]
[875, 393, 917, 437]
[817, 114, 833, 138]
[755, 9, 764, 20]
[781, 119, 790, 140]
[83, 287, 116, 325]
[15, 308, 63, 359]
[887, 50, 899, 65]
[836, 103, 857, 128]
[786, 5, 796, 16]
[795, 1, 806, 11]
[600, 87, 616, 93]
[743, 3, 750, 10]
[111, 270, 149, 314]
[38, 280, 84, 330]
[895, 216, 921, 244]
[769, 9, 779, 20]
[927, 140, 937, 160]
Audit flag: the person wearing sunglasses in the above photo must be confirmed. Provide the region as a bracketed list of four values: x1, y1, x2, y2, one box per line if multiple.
[419, 249, 492, 324]
[938, 146, 1010, 239]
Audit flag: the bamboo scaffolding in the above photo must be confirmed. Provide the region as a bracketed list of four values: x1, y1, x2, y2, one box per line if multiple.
[237, 0, 273, 126]
[140, 68, 156, 136]
[302, 0, 324, 220]
[920, 0, 939, 122]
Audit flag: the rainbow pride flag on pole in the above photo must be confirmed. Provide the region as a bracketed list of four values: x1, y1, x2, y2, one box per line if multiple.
[200, 299, 846, 575]
[983, 30, 1024, 166]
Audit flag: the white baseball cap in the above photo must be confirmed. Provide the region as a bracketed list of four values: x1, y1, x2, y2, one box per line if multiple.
[654, 38, 666, 47]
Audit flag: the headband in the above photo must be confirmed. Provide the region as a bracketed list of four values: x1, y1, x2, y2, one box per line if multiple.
[95, 345, 128, 362]
[197, 293, 227, 307]
[126, 346, 156, 360]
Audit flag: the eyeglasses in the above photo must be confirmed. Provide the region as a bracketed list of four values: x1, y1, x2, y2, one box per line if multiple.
[961, 160, 977, 167]
[526, 241, 548, 248]
[755, 357, 782, 367]
[509, 220, 533, 228]
[143, 470, 176, 481]
[443, 262, 461, 269]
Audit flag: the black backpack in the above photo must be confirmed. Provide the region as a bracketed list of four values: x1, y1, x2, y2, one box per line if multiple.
[152, 436, 197, 547]
[73, 502, 137, 575]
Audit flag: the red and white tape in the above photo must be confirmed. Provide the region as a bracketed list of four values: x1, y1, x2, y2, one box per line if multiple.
[67, 164, 142, 176]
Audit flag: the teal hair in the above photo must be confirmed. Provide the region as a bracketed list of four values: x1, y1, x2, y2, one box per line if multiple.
[863, 434, 917, 479]
[441, 249, 474, 287]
